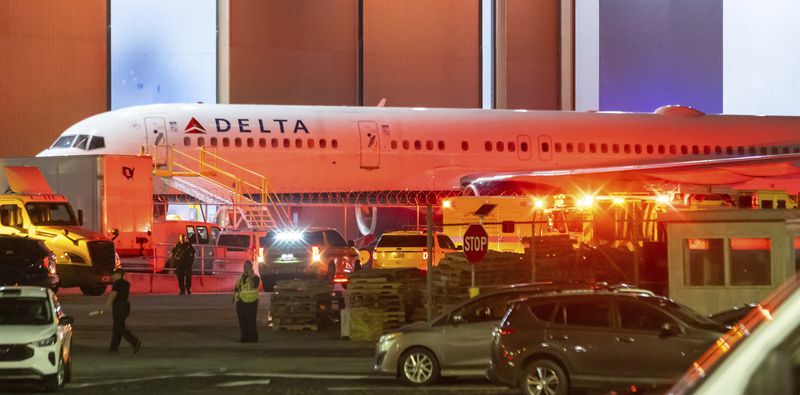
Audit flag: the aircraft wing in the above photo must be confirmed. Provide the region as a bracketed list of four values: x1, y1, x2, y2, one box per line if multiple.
[467, 153, 800, 192]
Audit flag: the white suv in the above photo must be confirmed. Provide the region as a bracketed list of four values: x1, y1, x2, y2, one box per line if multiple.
[0, 286, 73, 391]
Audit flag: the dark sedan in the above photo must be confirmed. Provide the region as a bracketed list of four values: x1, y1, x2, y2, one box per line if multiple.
[488, 290, 726, 395]
[0, 235, 59, 290]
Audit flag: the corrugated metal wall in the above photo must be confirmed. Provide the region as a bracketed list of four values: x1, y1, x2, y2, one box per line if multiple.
[0, 0, 107, 158]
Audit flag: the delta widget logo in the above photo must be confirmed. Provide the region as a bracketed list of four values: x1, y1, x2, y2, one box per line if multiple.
[184, 117, 206, 134]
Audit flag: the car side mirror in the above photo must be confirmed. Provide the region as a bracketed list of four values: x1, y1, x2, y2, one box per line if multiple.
[660, 322, 680, 337]
[451, 313, 464, 325]
[59, 316, 74, 326]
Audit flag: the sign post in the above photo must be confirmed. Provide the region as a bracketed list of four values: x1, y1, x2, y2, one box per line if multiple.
[463, 224, 489, 297]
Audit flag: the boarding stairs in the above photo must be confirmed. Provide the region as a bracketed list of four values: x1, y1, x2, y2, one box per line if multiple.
[145, 145, 291, 230]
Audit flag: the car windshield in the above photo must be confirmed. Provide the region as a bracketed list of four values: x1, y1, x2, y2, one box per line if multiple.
[378, 235, 427, 248]
[0, 297, 52, 325]
[24, 203, 78, 226]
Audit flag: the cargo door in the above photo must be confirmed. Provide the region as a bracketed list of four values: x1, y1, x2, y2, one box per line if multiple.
[358, 121, 380, 169]
[145, 117, 168, 166]
[537, 135, 552, 161]
[517, 135, 532, 160]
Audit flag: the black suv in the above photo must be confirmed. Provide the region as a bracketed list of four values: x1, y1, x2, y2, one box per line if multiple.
[488, 291, 726, 394]
[0, 235, 59, 290]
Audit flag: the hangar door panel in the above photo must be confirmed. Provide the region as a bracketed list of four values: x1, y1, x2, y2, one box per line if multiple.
[358, 122, 380, 169]
[145, 117, 168, 165]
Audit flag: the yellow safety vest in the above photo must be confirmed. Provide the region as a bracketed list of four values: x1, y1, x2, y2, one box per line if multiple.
[235, 275, 259, 303]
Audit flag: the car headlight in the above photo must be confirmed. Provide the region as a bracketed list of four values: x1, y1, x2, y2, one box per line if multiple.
[31, 334, 57, 347]
[377, 332, 402, 352]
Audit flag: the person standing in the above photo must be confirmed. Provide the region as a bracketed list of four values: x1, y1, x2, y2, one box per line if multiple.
[233, 262, 260, 343]
[171, 234, 195, 295]
[93, 268, 141, 353]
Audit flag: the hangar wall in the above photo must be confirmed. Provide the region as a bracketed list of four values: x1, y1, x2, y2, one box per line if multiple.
[362, 0, 480, 108]
[0, 0, 107, 158]
[228, 0, 358, 105]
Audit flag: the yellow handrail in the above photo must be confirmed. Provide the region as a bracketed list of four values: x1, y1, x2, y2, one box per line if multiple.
[144, 145, 291, 227]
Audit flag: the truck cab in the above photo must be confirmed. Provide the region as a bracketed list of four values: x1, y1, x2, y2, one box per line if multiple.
[0, 167, 118, 296]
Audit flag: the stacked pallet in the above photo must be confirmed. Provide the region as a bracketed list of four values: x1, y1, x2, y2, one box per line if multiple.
[430, 251, 531, 316]
[269, 279, 339, 331]
[346, 268, 424, 341]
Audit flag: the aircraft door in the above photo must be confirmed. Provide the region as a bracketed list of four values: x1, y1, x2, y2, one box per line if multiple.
[537, 135, 552, 161]
[517, 135, 532, 160]
[145, 117, 168, 166]
[358, 121, 380, 169]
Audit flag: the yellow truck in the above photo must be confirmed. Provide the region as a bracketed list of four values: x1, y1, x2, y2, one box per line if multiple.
[0, 167, 119, 295]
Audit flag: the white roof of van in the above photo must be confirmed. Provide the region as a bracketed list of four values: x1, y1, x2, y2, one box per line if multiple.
[0, 286, 49, 298]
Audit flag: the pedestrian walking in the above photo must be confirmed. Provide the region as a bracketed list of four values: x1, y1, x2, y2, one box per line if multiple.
[92, 268, 141, 353]
[171, 234, 195, 295]
[233, 261, 260, 343]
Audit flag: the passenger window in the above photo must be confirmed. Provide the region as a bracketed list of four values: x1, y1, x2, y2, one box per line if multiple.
[247, 138, 254, 147]
[0, 205, 22, 227]
[703, 145, 710, 155]
[555, 300, 610, 328]
[715, 146, 722, 154]
[748, 147, 756, 155]
[577, 143, 585, 153]
[669, 145, 677, 154]
[414, 140, 422, 150]
[211, 137, 218, 147]
[554, 143, 562, 152]
[197, 226, 210, 244]
[726, 146, 733, 155]
[589, 143, 596, 153]
[426, 140, 433, 150]
[771, 147, 779, 155]
[283, 138, 290, 148]
[617, 301, 675, 332]
[453, 295, 511, 324]
[794, 147, 800, 154]
[436, 235, 456, 250]
[520, 142, 528, 152]
[760, 147, 768, 155]
[485, 141, 493, 152]
[184, 137, 191, 146]
[528, 302, 557, 322]
[271, 138, 278, 148]
[657, 145, 665, 154]
[566, 143, 574, 153]
[259, 138, 266, 148]
[391, 140, 397, 150]
[646, 144, 654, 154]
[497, 141, 505, 152]
[223, 138, 230, 147]
[783, 147, 790, 154]
[612, 144, 620, 154]
[461, 141, 469, 151]
[403, 140, 410, 150]
[634, 144, 642, 154]
[438, 141, 445, 151]
[738, 146, 745, 155]
[320, 139, 327, 148]
[295, 138, 302, 148]
[600, 143, 608, 153]
[185, 226, 197, 244]
[508, 142, 516, 152]
[198, 137, 205, 146]
[692, 145, 699, 155]
[331, 139, 338, 149]
[681, 145, 688, 154]
[624, 144, 631, 154]
[235, 138, 242, 147]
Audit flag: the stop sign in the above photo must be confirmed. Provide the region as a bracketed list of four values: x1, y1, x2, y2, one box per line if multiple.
[462, 224, 489, 263]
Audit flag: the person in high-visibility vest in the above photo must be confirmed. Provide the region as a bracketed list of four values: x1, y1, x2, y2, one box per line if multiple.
[233, 261, 260, 343]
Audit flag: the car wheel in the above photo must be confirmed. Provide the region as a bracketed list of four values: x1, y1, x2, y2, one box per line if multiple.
[399, 348, 440, 385]
[519, 359, 568, 395]
[44, 355, 65, 392]
[80, 285, 107, 296]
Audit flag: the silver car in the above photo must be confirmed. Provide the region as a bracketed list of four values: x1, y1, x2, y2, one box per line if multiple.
[375, 282, 600, 385]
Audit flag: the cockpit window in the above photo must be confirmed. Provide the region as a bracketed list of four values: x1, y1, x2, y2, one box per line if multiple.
[73, 135, 89, 150]
[88, 136, 105, 150]
[52, 135, 76, 148]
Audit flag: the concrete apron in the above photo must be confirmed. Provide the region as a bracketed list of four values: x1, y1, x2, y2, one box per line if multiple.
[59, 273, 241, 294]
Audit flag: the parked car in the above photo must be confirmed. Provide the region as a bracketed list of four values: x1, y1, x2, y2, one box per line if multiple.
[0, 286, 73, 392]
[214, 229, 269, 273]
[488, 290, 727, 394]
[258, 228, 359, 291]
[0, 236, 58, 291]
[374, 282, 646, 385]
[152, 219, 219, 274]
[372, 230, 458, 271]
[707, 303, 757, 327]
[668, 276, 800, 395]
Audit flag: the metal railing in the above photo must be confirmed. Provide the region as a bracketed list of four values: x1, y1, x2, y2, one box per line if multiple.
[143, 145, 291, 228]
[121, 243, 251, 276]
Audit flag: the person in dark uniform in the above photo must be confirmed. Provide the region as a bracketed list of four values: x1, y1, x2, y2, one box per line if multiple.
[233, 262, 260, 343]
[171, 234, 195, 295]
[95, 268, 141, 353]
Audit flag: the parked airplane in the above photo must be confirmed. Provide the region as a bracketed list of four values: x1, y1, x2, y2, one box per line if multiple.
[38, 103, 800, 199]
